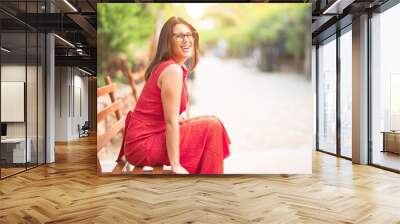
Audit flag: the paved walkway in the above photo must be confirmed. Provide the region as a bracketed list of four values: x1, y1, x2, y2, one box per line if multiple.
[188, 56, 313, 174]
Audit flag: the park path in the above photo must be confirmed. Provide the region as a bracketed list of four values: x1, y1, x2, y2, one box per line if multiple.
[188, 55, 313, 174]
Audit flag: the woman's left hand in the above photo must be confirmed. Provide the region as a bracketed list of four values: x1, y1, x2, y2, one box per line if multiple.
[172, 164, 189, 174]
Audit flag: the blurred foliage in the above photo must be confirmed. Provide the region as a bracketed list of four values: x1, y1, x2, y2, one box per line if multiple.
[200, 4, 310, 59]
[98, 3, 154, 77]
[97, 3, 190, 85]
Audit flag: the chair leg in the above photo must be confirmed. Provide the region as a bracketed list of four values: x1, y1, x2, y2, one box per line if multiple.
[132, 166, 144, 174]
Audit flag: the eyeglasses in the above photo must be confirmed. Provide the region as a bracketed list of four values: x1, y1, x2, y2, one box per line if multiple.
[172, 32, 196, 42]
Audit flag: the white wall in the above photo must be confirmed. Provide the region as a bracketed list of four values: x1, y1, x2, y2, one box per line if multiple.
[0, 65, 41, 138]
[1, 64, 46, 163]
[1, 65, 26, 139]
[55, 66, 70, 141]
[54, 67, 89, 141]
[72, 73, 89, 138]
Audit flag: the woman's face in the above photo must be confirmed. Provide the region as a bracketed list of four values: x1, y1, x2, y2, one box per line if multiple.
[171, 23, 194, 63]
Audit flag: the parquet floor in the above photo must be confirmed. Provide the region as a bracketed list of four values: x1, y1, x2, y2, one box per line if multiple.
[1, 135, 400, 223]
[1, 167, 26, 178]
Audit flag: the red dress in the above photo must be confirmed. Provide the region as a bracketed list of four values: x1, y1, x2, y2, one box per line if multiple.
[117, 59, 231, 174]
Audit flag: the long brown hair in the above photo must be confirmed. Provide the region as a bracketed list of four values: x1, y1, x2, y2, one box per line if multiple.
[144, 16, 200, 81]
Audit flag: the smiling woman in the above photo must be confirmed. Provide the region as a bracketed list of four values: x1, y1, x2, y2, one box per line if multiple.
[117, 17, 231, 174]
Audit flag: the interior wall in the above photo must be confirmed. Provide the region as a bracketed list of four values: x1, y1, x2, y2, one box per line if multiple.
[54, 66, 89, 141]
[72, 71, 89, 138]
[0, 65, 39, 139]
[55, 66, 70, 141]
[1, 64, 44, 165]
[38, 63, 45, 164]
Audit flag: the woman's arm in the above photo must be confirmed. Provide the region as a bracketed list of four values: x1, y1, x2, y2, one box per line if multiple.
[159, 64, 189, 174]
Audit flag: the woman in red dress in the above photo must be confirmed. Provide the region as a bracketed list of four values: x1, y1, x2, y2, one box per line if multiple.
[117, 16, 231, 174]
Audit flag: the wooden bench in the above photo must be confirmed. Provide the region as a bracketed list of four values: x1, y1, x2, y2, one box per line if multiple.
[97, 75, 172, 175]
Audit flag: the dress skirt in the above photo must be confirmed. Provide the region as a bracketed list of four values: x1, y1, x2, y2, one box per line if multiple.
[120, 114, 231, 174]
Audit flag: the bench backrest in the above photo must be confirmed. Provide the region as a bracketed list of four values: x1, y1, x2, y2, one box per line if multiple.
[97, 76, 130, 174]
[97, 72, 173, 175]
[97, 70, 147, 173]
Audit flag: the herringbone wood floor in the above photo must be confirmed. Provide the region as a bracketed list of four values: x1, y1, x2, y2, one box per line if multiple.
[1, 135, 400, 224]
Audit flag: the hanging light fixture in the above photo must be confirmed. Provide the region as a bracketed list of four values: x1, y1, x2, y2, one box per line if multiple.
[78, 67, 93, 76]
[1, 47, 11, 53]
[63, 0, 78, 12]
[54, 34, 75, 48]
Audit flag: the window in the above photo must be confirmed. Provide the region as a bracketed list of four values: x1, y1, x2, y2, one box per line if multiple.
[339, 27, 352, 158]
[317, 35, 337, 154]
[0, 1, 46, 179]
[371, 2, 400, 171]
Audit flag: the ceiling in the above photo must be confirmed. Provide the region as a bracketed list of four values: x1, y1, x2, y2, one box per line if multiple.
[0, 0, 98, 74]
[310, 0, 390, 43]
[0, 0, 394, 73]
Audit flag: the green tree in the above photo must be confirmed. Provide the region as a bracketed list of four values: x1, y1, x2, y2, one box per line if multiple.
[98, 4, 157, 74]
